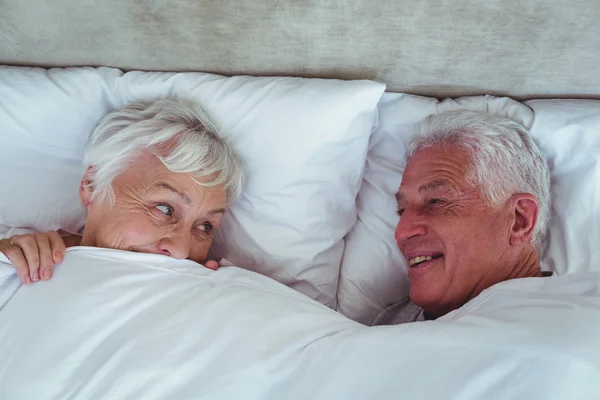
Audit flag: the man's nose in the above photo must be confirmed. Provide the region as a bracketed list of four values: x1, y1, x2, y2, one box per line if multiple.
[158, 227, 191, 260]
[395, 208, 428, 244]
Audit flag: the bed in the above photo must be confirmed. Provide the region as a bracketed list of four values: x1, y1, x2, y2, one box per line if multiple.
[1, 1, 600, 399]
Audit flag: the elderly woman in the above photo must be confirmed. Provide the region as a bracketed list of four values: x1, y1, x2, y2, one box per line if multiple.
[0, 98, 243, 284]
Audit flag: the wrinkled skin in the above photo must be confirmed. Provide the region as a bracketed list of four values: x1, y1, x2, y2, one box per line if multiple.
[395, 145, 542, 318]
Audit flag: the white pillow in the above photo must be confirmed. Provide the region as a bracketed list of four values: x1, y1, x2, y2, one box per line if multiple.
[0, 66, 385, 307]
[336, 93, 534, 324]
[525, 99, 600, 276]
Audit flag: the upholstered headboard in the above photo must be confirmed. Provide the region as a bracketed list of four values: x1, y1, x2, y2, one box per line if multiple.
[1, 0, 599, 99]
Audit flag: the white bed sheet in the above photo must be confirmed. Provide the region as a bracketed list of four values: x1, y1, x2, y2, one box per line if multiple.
[1, 248, 599, 399]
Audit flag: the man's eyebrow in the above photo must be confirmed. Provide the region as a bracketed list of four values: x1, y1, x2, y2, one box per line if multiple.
[395, 179, 455, 203]
[418, 179, 454, 194]
[395, 192, 405, 203]
[152, 182, 192, 205]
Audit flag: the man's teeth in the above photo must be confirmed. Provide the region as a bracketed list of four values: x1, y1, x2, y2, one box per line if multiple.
[409, 255, 434, 266]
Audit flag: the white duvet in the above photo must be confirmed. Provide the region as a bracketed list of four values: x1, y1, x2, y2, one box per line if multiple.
[1, 248, 599, 400]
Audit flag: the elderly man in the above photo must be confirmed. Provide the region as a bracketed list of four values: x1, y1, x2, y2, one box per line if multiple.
[374, 110, 553, 325]
[0, 98, 243, 283]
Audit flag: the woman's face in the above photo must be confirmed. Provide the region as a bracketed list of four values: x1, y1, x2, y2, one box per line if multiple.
[80, 152, 227, 266]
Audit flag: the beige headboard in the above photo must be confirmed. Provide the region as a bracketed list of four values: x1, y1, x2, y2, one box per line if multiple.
[1, 0, 599, 99]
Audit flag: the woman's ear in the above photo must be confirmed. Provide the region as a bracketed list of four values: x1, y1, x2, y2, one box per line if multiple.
[79, 166, 95, 209]
[508, 193, 539, 246]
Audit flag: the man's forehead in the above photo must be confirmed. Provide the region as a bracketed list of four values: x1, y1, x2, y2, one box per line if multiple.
[404, 145, 472, 174]
[396, 146, 473, 199]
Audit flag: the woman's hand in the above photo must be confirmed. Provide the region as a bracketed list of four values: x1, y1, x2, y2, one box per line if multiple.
[204, 258, 234, 270]
[0, 231, 72, 284]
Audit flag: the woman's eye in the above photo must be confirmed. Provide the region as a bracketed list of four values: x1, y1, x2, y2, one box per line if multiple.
[156, 204, 174, 216]
[198, 223, 214, 233]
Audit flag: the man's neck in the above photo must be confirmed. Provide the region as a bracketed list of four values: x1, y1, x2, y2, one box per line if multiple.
[506, 250, 542, 279]
[470, 250, 542, 301]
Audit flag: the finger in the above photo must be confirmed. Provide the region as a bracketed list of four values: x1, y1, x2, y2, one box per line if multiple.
[62, 235, 81, 248]
[0, 238, 9, 255]
[218, 258, 234, 267]
[3, 245, 31, 284]
[204, 260, 219, 270]
[13, 235, 41, 282]
[47, 231, 66, 264]
[36, 234, 54, 281]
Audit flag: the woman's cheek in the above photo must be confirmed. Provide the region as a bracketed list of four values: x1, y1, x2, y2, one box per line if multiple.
[119, 215, 163, 245]
[190, 241, 211, 263]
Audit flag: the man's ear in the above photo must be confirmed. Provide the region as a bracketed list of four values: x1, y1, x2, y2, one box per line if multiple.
[508, 193, 539, 246]
[79, 166, 95, 209]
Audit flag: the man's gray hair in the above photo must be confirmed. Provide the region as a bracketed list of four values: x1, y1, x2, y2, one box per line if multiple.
[83, 98, 243, 204]
[406, 110, 551, 252]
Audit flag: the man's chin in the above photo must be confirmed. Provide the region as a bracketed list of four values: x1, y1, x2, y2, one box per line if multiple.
[409, 284, 443, 310]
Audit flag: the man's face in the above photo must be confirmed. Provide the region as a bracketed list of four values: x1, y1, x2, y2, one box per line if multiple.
[81, 152, 227, 266]
[395, 145, 513, 316]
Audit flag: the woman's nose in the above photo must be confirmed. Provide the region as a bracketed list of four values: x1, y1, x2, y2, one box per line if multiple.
[158, 228, 191, 260]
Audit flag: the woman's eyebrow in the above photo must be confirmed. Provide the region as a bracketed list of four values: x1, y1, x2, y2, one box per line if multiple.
[151, 182, 192, 205]
[206, 208, 226, 216]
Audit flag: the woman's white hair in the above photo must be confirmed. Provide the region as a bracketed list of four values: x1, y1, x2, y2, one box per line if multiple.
[83, 98, 243, 204]
[406, 110, 551, 252]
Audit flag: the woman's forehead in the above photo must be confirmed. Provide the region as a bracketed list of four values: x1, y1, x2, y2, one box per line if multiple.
[116, 154, 227, 207]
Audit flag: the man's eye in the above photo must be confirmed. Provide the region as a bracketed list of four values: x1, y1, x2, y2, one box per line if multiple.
[428, 198, 444, 206]
[198, 223, 214, 233]
[397, 208, 405, 216]
[156, 204, 174, 216]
